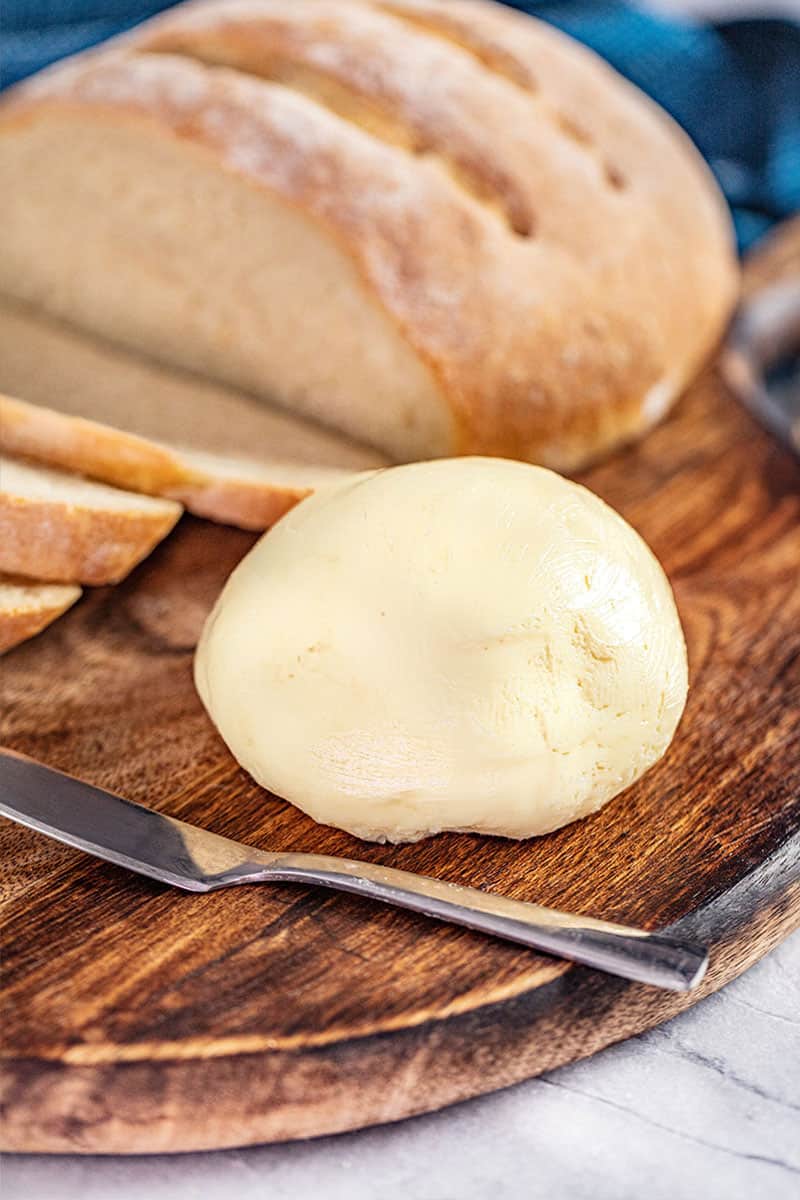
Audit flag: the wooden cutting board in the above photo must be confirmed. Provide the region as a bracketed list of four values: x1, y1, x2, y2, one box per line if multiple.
[1, 232, 799, 1155]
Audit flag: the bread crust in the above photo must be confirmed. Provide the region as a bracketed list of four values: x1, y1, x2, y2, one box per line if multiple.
[0, 393, 184, 494]
[163, 470, 311, 529]
[0, 0, 738, 467]
[0, 576, 81, 653]
[0, 464, 182, 585]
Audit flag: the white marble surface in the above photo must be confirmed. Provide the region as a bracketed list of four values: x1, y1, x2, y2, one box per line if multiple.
[5, 930, 799, 1200]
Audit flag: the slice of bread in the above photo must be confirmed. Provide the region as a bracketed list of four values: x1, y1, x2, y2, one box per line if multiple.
[0, 456, 182, 585]
[0, 393, 363, 530]
[0, 300, 388, 530]
[0, 574, 81, 654]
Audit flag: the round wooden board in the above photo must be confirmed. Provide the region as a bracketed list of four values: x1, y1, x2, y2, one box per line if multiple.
[1, 234, 799, 1155]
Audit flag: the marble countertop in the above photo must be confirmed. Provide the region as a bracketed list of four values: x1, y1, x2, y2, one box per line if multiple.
[5, 930, 798, 1200]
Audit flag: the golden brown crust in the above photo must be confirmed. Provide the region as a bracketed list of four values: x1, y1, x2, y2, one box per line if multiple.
[0, 479, 182, 585]
[0, 576, 81, 654]
[0, 0, 739, 467]
[139, 1, 539, 236]
[0, 393, 184, 494]
[164, 472, 311, 529]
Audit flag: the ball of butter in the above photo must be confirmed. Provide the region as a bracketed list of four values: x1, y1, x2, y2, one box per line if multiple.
[195, 458, 688, 842]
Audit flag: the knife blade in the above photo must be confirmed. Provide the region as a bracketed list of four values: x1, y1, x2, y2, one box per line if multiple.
[0, 746, 269, 890]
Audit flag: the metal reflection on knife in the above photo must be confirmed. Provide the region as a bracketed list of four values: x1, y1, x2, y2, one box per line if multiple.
[0, 746, 708, 992]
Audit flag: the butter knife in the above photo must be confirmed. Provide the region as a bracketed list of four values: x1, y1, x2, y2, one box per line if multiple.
[0, 747, 708, 992]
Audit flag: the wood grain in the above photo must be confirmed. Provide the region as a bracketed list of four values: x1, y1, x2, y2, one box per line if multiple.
[0, 230, 799, 1154]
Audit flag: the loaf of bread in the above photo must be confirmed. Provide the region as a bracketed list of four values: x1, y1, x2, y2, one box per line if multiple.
[0, 575, 81, 654]
[0, 0, 737, 469]
[0, 456, 182, 584]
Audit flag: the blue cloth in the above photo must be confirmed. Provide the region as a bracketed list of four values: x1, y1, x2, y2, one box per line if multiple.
[2, 0, 798, 249]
